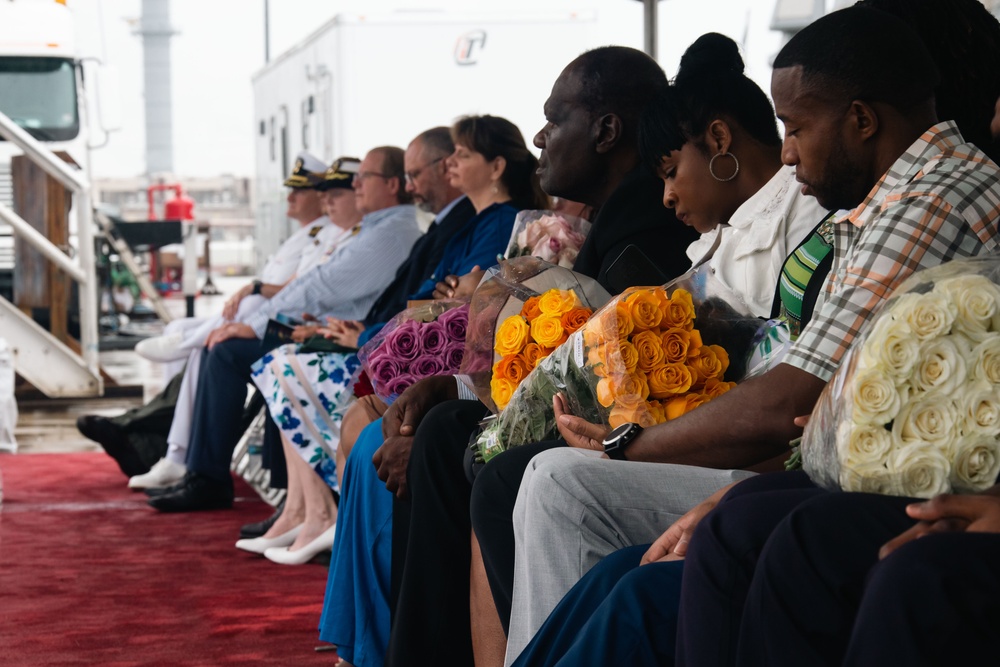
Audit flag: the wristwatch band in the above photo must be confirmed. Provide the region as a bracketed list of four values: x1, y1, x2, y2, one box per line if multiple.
[603, 422, 643, 461]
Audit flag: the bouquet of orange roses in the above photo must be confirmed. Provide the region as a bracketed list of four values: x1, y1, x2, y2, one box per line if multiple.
[458, 256, 611, 412]
[475, 265, 766, 462]
[490, 288, 594, 410]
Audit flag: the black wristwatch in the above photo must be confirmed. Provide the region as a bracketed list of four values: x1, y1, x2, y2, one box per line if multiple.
[603, 422, 643, 461]
[251, 280, 263, 295]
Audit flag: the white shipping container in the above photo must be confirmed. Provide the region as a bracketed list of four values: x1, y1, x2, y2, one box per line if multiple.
[251, 10, 599, 262]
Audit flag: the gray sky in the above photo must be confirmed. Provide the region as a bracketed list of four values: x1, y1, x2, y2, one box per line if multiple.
[69, 0, 787, 178]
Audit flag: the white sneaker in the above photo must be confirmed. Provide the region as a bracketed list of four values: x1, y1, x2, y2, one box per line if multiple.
[134, 333, 191, 363]
[128, 458, 187, 489]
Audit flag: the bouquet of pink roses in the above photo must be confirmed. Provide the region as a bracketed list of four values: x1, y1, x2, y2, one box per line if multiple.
[359, 301, 469, 402]
[505, 210, 591, 269]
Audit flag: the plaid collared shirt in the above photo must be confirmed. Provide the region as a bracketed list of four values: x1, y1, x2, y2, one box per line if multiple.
[785, 121, 1000, 381]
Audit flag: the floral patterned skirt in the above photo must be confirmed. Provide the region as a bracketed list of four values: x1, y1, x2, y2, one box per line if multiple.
[251, 344, 361, 489]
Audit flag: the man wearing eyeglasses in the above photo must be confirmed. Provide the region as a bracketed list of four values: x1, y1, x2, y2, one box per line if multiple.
[356, 127, 475, 329]
[310, 128, 476, 349]
[232, 129, 479, 536]
[149, 145, 422, 512]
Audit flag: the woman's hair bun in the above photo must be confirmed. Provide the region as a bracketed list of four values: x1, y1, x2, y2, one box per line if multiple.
[676, 32, 745, 83]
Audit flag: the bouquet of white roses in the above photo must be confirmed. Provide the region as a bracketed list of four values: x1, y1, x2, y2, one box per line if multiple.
[802, 257, 1000, 498]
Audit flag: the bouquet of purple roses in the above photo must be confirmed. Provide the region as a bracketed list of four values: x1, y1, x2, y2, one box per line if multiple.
[359, 300, 469, 402]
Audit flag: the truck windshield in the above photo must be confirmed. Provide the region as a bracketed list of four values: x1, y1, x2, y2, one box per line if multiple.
[0, 57, 79, 141]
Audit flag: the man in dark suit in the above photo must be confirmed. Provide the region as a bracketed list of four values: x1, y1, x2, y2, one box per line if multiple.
[361, 127, 475, 327]
[377, 46, 699, 666]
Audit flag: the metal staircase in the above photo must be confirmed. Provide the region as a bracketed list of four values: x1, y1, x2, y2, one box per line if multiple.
[0, 298, 101, 397]
[0, 111, 103, 398]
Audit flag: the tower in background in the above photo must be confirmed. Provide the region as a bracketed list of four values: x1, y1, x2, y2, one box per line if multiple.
[135, 0, 176, 177]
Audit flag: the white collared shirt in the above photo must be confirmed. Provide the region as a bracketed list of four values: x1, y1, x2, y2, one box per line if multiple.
[686, 166, 826, 317]
[259, 216, 333, 284]
[296, 223, 358, 275]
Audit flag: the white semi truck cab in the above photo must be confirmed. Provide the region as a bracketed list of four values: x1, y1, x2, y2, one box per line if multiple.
[0, 0, 110, 398]
[0, 0, 93, 292]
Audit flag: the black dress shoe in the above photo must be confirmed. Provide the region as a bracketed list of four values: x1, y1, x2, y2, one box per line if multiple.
[76, 415, 148, 478]
[239, 499, 285, 539]
[147, 472, 234, 512]
[143, 479, 186, 498]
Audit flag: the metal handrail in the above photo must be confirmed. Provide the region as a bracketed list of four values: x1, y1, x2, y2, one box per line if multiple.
[0, 110, 100, 380]
[0, 202, 86, 282]
[0, 114, 89, 192]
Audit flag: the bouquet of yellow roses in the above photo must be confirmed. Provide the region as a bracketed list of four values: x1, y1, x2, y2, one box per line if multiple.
[802, 257, 1000, 498]
[475, 264, 765, 462]
[491, 288, 594, 410]
[458, 256, 611, 412]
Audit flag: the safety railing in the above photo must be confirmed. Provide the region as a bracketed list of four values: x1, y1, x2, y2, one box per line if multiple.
[0, 110, 101, 382]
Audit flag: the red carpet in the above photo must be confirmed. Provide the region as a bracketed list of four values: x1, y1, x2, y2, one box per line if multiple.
[0, 453, 336, 666]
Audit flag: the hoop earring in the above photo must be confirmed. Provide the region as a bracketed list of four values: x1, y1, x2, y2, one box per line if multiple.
[709, 152, 740, 182]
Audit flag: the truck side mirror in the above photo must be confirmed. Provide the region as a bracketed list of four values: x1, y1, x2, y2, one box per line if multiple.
[92, 63, 123, 137]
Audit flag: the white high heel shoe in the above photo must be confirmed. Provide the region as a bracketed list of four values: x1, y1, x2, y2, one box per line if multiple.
[264, 525, 336, 565]
[235, 525, 303, 554]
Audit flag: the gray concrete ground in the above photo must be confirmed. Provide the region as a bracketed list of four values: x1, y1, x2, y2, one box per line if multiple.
[11, 276, 245, 454]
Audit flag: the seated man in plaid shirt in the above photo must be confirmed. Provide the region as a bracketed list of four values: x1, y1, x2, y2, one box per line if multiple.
[478, 6, 1000, 662]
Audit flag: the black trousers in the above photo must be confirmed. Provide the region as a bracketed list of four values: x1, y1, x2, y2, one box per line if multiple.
[386, 399, 487, 667]
[386, 399, 564, 662]
[185, 338, 275, 482]
[109, 367, 185, 469]
[676, 471, 824, 666]
[469, 439, 565, 634]
[261, 416, 287, 489]
[678, 471, 1000, 666]
[738, 490, 1000, 667]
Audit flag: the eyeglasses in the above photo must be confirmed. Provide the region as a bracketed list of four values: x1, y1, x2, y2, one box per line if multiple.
[355, 171, 391, 184]
[404, 156, 445, 184]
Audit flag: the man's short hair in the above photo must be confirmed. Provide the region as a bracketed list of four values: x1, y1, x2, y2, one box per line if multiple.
[415, 127, 455, 159]
[371, 145, 413, 205]
[857, 0, 1000, 161]
[774, 6, 940, 113]
[571, 46, 669, 136]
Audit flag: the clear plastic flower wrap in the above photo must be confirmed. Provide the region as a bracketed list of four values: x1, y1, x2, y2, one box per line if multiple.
[474, 263, 769, 462]
[487, 286, 597, 411]
[802, 257, 1000, 498]
[457, 256, 611, 412]
[358, 300, 469, 403]
[504, 210, 591, 268]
